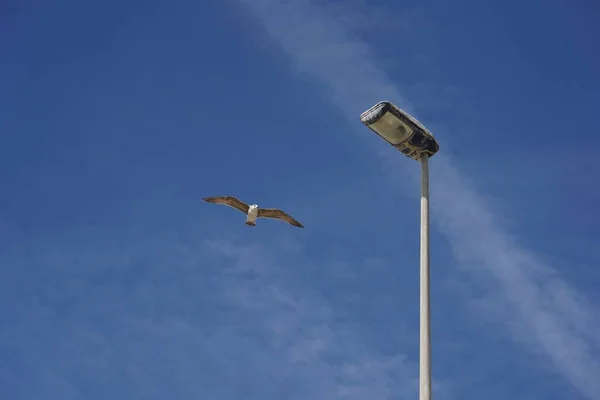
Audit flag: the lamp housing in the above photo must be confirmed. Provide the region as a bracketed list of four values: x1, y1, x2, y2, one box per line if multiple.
[360, 101, 439, 160]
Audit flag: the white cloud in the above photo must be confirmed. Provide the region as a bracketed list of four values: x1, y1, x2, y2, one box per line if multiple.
[233, 0, 600, 398]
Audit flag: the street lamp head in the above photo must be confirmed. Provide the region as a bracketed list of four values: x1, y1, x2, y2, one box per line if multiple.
[360, 101, 439, 160]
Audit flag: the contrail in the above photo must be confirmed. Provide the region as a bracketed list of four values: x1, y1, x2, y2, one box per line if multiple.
[235, 0, 600, 398]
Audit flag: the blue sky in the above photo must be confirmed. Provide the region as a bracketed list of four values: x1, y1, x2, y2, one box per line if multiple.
[1, 0, 599, 399]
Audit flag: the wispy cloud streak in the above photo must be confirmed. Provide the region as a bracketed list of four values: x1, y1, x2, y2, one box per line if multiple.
[201, 238, 424, 399]
[0, 231, 431, 399]
[234, 0, 600, 398]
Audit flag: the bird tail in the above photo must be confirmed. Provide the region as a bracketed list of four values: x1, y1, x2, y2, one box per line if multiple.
[245, 220, 256, 226]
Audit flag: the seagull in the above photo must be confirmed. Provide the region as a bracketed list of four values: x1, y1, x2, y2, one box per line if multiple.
[202, 196, 304, 228]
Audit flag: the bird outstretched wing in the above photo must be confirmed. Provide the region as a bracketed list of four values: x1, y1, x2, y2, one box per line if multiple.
[258, 208, 304, 228]
[203, 196, 250, 214]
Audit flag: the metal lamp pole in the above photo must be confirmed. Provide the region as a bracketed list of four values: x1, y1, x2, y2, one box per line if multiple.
[360, 101, 439, 400]
[419, 153, 431, 400]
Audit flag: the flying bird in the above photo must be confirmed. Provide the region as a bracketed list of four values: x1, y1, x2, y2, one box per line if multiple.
[202, 196, 304, 228]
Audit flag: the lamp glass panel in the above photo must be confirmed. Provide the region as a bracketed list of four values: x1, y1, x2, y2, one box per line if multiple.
[368, 112, 412, 145]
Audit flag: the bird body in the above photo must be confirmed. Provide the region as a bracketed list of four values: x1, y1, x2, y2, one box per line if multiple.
[203, 196, 303, 228]
[246, 204, 259, 226]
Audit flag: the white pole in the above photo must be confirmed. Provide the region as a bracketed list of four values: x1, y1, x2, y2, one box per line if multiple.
[419, 153, 432, 400]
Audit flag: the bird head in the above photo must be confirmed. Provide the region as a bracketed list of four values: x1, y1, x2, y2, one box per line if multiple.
[250, 204, 259, 209]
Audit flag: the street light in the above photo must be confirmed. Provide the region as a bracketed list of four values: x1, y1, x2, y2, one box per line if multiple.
[360, 101, 439, 400]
